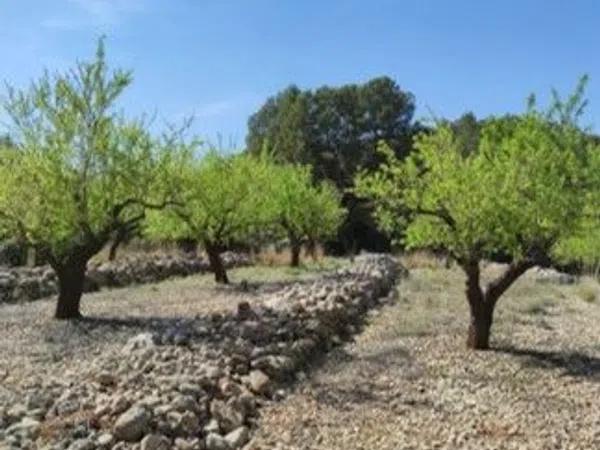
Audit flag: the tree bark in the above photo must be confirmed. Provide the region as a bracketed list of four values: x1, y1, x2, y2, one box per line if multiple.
[290, 234, 301, 267]
[205, 242, 228, 284]
[462, 258, 534, 350]
[467, 300, 494, 350]
[54, 259, 87, 319]
[463, 259, 493, 349]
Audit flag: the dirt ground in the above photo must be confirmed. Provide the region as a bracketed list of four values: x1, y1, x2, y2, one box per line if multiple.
[249, 263, 600, 450]
[0, 262, 340, 395]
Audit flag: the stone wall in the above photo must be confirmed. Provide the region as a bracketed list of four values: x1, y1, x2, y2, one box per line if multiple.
[0, 254, 405, 450]
[0, 252, 250, 304]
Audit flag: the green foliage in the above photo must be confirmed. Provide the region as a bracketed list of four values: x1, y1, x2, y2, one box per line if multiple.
[247, 76, 415, 187]
[268, 163, 346, 244]
[145, 151, 273, 248]
[355, 79, 600, 266]
[0, 39, 186, 266]
[146, 149, 345, 253]
[247, 77, 416, 252]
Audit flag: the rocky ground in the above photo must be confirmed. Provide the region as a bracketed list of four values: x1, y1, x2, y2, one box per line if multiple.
[0, 255, 398, 450]
[249, 261, 600, 450]
[3, 256, 599, 450]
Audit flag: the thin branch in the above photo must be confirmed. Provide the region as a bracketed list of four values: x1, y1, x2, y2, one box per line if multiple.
[415, 207, 457, 230]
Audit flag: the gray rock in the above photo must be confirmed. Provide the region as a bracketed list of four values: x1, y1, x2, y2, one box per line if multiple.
[224, 426, 250, 449]
[203, 418, 220, 434]
[251, 355, 295, 378]
[178, 411, 200, 436]
[247, 370, 270, 395]
[123, 333, 156, 353]
[205, 432, 230, 450]
[141, 433, 171, 450]
[113, 406, 151, 442]
[67, 438, 95, 450]
[174, 437, 202, 450]
[97, 433, 114, 447]
[210, 399, 244, 433]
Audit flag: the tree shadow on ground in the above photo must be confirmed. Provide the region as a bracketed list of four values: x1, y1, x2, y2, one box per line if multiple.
[301, 344, 417, 410]
[494, 345, 600, 380]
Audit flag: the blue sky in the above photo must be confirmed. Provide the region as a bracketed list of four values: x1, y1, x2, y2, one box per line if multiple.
[1, 0, 599, 145]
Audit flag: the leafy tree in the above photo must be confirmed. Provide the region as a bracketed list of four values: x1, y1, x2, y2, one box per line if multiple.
[449, 112, 481, 156]
[145, 151, 272, 284]
[246, 76, 416, 253]
[355, 79, 600, 349]
[269, 164, 345, 266]
[0, 40, 186, 319]
[246, 86, 310, 165]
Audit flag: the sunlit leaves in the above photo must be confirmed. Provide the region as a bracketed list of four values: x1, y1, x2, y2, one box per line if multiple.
[268, 163, 345, 243]
[355, 80, 600, 265]
[0, 39, 190, 263]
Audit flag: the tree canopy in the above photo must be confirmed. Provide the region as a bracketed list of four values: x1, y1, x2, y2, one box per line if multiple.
[0, 39, 189, 318]
[355, 77, 600, 349]
[145, 151, 274, 283]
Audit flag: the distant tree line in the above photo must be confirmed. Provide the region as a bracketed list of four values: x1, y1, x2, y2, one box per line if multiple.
[245, 77, 422, 254]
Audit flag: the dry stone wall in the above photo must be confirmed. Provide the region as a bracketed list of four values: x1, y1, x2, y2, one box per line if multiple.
[0, 254, 404, 450]
[0, 252, 250, 304]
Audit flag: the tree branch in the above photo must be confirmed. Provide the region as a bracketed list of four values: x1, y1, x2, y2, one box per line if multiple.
[415, 207, 457, 230]
[111, 198, 181, 220]
[485, 259, 535, 305]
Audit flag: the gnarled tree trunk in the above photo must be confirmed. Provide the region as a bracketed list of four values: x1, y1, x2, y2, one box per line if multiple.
[205, 242, 228, 284]
[54, 258, 88, 319]
[462, 258, 534, 350]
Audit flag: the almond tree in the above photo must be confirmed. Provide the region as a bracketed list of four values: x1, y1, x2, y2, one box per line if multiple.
[145, 151, 273, 283]
[355, 79, 600, 349]
[0, 40, 188, 319]
[270, 164, 345, 266]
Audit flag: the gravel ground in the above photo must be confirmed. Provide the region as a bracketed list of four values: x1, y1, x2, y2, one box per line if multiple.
[248, 264, 600, 450]
[0, 263, 338, 400]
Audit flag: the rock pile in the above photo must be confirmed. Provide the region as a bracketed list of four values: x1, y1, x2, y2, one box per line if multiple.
[0, 252, 250, 305]
[0, 254, 402, 450]
[529, 266, 576, 285]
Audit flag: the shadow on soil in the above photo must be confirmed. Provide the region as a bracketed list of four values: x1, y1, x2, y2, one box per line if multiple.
[298, 344, 417, 409]
[495, 345, 600, 380]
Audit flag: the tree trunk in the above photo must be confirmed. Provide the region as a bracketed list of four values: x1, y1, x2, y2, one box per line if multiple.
[467, 301, 494, 350]
[54, 260, 87, 319]
[463, 259, 494, 350]
[461, 258, 533, 350]
[290, 235, 301, 267]
[205, 242, 228, 284]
